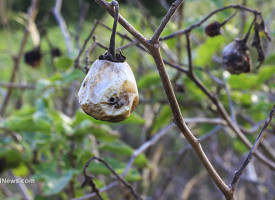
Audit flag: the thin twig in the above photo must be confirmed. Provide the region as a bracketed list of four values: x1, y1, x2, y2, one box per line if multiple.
[52, 0, 73, 56]
[223, 78, 237, 124]
[151, 0, 184, 43]
[155, 125, 223, 200]
[74, 20, 99, 73]
[83, 157, 143, 200]
[160, 5, 261, 41]
[8, 171, 32, 200]
[181, 170, 207, 200]
[122, 123, 175, 177]
[230, 104, 275, 191]
[82, 162, 104, 200]
[75, 1, 90, 50]
[0, 82, 35, 89]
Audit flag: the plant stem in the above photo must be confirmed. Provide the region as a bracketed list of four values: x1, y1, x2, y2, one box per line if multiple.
[109, 1, 119, 59]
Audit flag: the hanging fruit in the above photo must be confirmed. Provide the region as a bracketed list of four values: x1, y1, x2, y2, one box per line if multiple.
[78, 1, 139, 122]
[222, 15, 257, 75]
[24, 47, 43, 68]
[205, 21, 222, 37]
[222, 40, 251, 74]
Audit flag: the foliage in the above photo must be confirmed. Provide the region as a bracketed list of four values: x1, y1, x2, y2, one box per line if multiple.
[0, 0, 274, 200]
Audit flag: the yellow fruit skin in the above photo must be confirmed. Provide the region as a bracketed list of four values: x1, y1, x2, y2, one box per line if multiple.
[78, 59, 139, 122]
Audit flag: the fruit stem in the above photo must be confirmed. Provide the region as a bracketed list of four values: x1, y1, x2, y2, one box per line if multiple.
[109, 1, 119, 60]
[242, 14, 257, 43]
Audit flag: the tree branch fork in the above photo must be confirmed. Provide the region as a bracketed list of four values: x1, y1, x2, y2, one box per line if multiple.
[80, 1, 275, 200]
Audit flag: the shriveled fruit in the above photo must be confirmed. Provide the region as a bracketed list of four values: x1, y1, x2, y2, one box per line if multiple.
[205, 21, 221, 37]
[24, 48, 42, 67]
[78, 59, 139, 122]
[222, 40, 251, 74]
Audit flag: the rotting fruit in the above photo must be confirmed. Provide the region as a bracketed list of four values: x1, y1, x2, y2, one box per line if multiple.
[222, 40, 252, 75]
[78, 59, 139, 122]
[205, 21, 221, 37]
[78, 0, 139, 122]
[24, 48, 42, 67]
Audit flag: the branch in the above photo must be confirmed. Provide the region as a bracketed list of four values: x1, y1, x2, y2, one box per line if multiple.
[122, 123, 175, 177]
[95, 0, 149, 48]
[160, 5, 261, 41]
[151, 0, 184, 43]
[154, 125, 223, 200]
[74, 20, 99, 73]
[181, 170, 207, 200]
[95, 0, 232, 198]
[82, 157, 143, 200]
[8, 171, 32, 200]
[0, 82, 35, 89]
[230, 105, 275, 192]
[52, 0, 73, 56]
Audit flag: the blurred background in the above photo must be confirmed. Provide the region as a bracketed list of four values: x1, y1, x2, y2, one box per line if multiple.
[0, 0, 274, 199]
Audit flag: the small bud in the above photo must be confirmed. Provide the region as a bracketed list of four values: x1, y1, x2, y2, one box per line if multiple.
[205, 21, 221, 37]
[222, 40, 251, 74]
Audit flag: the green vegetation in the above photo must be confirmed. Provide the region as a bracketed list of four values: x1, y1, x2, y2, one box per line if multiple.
[0, 0, 274, 199]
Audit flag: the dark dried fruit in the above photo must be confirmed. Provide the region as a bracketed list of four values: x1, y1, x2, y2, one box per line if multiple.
[24, 49, 42, 67]
[222, 40, 251, 74]
[51, 48, 62, 58]
[205, 21, 221, 37]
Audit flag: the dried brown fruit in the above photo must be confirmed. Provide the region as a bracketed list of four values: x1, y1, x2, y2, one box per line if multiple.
[78, 59, 139, 122]
[205, 21, 221, 37]
[24, 48, 42, 67]
[222, 40, 252, 74]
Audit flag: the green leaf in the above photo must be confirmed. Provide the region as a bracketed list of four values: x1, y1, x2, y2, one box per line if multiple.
[228, 66, 275, 90]
[231, 92, 252, 106]
[264, 54, 275, 65]
[74, 121, 119, 142]
[100, 140, 133, 156]
[43, 170, 74, 195]
[194, 36, 224, 66]
[152, 105, 172, 133]
[54, 56, 74, 70]
[87, 157, 124, 175]
[12, 162, 29, 176]
[74, 110, 145, 126]
[117, 112, 145, 125]
[134, 154, 147, 168]
[3, 115, 51, 134]
[124, 170, 142, 182]
[233, 139, 248, 154]
[137, 72, 161, 89]
[0, 146, 23, 170]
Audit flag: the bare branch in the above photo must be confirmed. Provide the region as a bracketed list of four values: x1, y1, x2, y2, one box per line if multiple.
[0, 82, 35, 89]
[8, 171, 32, 200]
[52, 0, 73, 56]
[122, 123, 175, 177]
[230, 105, 275, 191]
[160, 5, 261, 41]
[95, 0, 149, 48]
[83, 157, 143, 200]
[151, 0, 184, 43]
